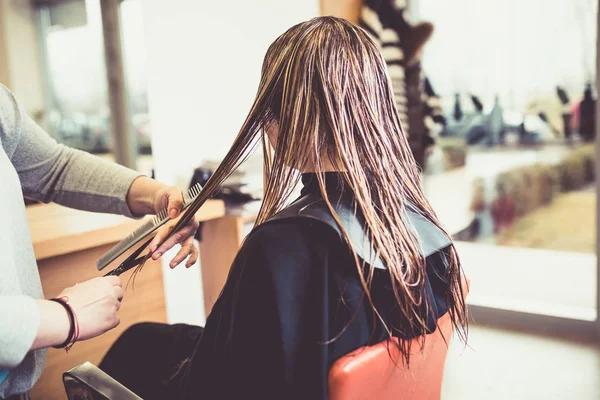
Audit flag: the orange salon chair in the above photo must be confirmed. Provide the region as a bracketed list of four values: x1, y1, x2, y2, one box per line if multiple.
[328, 312, 455, 400]
[328, 278, 469, 400]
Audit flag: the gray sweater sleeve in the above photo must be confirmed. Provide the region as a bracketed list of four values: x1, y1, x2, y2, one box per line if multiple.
[1, 84, 142, 217]
[0, 297, 40, 369]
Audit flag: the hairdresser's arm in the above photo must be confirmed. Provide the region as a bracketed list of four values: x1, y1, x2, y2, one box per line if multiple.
[1, 84, 141, 217]
[1, 85, 198, 265]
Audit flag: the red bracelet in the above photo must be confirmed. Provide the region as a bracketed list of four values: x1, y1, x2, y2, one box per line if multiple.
[49, 296, 79, 351]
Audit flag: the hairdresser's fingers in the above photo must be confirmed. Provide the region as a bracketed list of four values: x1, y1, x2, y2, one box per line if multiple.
[165, 187, 184, 219]
[154, 220, 199, 258]
[150, 221, 173, 255]
[169, 237, 197, 269]
[113, 285, 125, 302]
[185, 241, 199, 269]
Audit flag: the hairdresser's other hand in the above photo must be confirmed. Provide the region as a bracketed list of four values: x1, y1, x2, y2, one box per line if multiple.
[148, 185, 200, 268]
[126, 177, 200, 268]
[59, 276, 124, 341]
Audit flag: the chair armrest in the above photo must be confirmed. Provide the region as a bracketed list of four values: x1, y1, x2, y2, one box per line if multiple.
[63, 361, 143, 400]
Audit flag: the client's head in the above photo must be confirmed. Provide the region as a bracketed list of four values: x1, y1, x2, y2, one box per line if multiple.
[255, 18, 430, 217]
[259, 16, 405, 174]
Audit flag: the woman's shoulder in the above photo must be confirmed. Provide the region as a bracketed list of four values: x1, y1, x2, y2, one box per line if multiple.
[244, 217, 342, 258]
[226, 218, 345, 302]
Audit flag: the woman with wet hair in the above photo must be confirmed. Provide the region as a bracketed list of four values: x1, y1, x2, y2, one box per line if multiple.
[101, 17, 467, 400]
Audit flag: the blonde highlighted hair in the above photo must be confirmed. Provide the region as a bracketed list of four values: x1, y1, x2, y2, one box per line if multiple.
[158, 16, 467, 364]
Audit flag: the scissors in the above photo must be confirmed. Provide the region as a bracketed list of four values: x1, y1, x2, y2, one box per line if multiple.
[103, 237, 154, 277]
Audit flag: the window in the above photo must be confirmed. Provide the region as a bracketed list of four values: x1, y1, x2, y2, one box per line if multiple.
[418, 0, 598, 322]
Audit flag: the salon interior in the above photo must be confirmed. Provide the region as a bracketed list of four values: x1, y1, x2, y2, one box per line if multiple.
[2, 0, 600, 398]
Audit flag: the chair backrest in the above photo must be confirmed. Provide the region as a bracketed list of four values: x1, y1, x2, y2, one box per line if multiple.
[328, 278, 469, 400]
[328, 313, 454, 400]
[63, 361, 143, 400]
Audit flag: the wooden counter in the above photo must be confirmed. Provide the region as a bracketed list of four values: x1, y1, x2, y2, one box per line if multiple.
[28, 201, 225, 399]
[28, 200, 225, 261]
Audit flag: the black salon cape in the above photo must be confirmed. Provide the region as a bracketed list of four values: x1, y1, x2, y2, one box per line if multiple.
[100, 174, 453, 400]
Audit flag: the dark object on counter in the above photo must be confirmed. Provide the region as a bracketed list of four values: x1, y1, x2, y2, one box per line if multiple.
[556, 86, 573, 141]
[579, 83, 596, 143]
[562, 113, 573, 141]
[190, 166, 260, 241]
[189, 167, 259, 204]
[470, 95, 484, 113]
[190, 167, 213, 188]
[453, 93, 463, 122]
[556, 86, 570, 105]
[536, 112, 561, 139]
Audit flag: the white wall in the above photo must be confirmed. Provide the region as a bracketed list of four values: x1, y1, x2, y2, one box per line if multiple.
[141, 0, 318, 324]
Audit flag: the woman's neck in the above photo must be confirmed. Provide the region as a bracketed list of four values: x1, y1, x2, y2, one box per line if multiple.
[302, 157, 344, 173]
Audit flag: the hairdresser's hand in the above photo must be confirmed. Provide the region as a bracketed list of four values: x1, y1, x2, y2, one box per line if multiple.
[32, 277, 123, 350]
[148, 186, 200, 269]
[59, 277, 124, 341]
[126, 177, 200, 268]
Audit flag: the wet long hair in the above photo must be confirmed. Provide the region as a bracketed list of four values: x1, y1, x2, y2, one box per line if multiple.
[160, 16, 467, 365]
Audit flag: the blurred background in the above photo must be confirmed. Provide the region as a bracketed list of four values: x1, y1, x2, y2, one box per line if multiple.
[2, 0, 599, 398]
